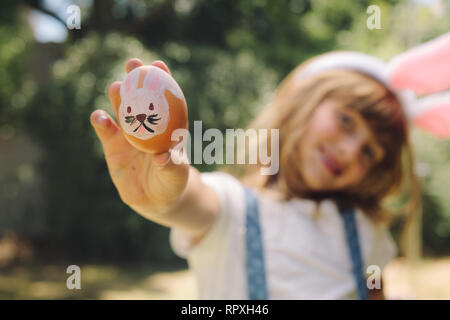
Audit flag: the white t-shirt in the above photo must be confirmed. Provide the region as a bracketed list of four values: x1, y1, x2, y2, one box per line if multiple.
[169, 171, 397, 300]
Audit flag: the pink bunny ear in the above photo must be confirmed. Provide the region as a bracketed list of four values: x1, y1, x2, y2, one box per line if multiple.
[388, 32, 450, 95]
[142, 66, 164, 92]
[121, 67, 140, 97]
[148, 76, 161, 91]
[412, 92, 450, 139]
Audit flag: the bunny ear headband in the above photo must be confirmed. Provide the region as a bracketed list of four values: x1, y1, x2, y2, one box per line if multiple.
[296, 31, 450, 139]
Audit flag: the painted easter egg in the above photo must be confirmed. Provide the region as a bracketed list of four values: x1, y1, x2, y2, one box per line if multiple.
[118, 65, 188, 154]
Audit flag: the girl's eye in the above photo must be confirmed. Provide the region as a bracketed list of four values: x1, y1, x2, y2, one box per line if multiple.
[363, 145, 375, 161]
[127, 106, 131, 113]
[339, 112, 353, 129]
[149, 103, 154, 111]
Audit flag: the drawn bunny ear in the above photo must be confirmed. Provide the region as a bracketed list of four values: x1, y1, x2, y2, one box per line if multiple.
[120, 67, 141, 97]
[143, 66, 186, 100]
[141, 67, 165, 98]
[148, 75, 162, 91]
[408, 91, 450, 139]
[388, 32, 450, 95]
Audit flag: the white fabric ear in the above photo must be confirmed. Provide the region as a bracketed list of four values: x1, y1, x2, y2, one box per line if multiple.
[410, 91, 450, 139]
[297, 51, 390, 86]
[291, 38, 450, 139]
[388, 32, 450, 95]
[295, 51, 417, 112]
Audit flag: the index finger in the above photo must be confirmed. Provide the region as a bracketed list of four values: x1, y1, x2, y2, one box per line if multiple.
[108, 81, 122, 120]
[151, 60, 172, 75]
[125, 58, 144, 73]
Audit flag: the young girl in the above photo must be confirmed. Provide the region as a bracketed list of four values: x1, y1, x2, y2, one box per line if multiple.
[90, 33, 450, 300]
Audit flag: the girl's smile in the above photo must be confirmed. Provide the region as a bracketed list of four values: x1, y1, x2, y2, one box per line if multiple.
[319, 145, 343, 177]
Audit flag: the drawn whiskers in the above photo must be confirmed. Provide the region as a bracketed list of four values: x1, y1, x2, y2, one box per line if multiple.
[147, 114, 161, 125]
[125, 116, 136, 125]
[125, 114, 161, 133]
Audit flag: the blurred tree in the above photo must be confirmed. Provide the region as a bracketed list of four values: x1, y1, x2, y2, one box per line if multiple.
[0, 0, 41, 254]
[412, 129, 450, 256]
[0, 2, 31, 129]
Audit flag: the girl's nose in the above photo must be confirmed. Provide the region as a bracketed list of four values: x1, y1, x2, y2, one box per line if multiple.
[136, 114, 147, 122]
[338, 137, 363, 161]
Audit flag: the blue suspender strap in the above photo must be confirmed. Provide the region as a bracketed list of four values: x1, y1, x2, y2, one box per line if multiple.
[243, 186, 269, 300]
[244, 185, 367, 300]
[339, 205, 369, 300]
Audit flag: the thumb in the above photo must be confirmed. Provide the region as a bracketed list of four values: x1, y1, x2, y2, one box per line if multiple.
[152, 135, 190, 167]
[153, 152, 172, 166]
[90, 109, 136, 164]
[90, 110, 118, 144]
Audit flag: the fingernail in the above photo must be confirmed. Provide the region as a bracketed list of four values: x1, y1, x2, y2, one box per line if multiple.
[96, 114, 109, 127]
[154, 152, 171, 166]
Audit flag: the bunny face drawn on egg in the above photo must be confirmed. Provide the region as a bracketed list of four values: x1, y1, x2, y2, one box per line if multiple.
[119, 66, 183, 140]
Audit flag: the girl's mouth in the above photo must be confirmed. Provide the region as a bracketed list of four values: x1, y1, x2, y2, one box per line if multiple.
[319, 146, 343, 177]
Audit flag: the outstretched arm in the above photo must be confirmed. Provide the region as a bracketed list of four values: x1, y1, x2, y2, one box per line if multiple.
[90, 58, 220, 241]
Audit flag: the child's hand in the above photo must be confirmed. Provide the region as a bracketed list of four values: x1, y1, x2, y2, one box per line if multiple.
[90, 58, 190, 218]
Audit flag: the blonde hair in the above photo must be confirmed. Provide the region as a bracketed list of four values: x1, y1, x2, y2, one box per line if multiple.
[230, 54, 421, 254]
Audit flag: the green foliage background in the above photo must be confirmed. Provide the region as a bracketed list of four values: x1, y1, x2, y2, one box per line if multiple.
[0, 0, 449, 265]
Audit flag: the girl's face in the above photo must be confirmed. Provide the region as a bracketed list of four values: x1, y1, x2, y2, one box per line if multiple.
[298, 99, 385, 192]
